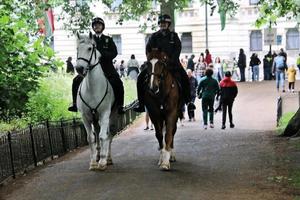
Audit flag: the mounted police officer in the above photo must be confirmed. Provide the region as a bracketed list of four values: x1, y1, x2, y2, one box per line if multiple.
[68, 17, 125, 114]
[134, 14, 195, 112]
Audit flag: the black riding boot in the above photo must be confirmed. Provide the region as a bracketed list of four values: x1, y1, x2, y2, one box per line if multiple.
[68, 75, 84, 112]
[133, 70, 146, 112]
[107, 74, 125, 114]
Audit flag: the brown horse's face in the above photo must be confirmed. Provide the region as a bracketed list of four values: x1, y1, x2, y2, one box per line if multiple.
[147, 58, 165, 94]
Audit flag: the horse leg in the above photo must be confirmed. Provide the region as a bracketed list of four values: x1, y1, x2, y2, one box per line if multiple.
[92, 122, 101, 162]
[97, 112, 111, 170]
[154, 121, 164, 166]
[170, 123, 177, 162]
[107, 135, 113, 165]
[82, 117, 98, 170]
[160, 118, 177, 170]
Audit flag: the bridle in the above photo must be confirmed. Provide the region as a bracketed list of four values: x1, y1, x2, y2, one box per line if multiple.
[77, 44, 100, 71]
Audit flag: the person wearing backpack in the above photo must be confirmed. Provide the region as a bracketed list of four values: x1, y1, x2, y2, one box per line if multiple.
[272, 52, 286, 92]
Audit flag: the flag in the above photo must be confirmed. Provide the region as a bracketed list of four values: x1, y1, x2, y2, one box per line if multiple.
[44, 7, 55, 38]
[37, 1, 55, 38]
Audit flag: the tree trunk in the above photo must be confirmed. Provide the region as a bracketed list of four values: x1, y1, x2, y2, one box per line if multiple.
[282, 107, 300, 137]
[160, 0, 175, 31]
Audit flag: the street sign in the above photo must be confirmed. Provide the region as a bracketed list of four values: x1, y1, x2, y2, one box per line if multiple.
[264, 28, 277, 45]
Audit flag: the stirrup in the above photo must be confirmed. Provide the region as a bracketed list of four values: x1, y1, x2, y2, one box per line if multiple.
[133, 104, 145, 112]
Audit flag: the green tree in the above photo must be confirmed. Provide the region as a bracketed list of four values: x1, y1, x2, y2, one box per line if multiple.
[0, 0, 62, 121]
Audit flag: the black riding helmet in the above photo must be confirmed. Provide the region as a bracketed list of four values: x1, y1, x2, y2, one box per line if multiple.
[158, 14, 172, 25]
[92, 17, 105, 30]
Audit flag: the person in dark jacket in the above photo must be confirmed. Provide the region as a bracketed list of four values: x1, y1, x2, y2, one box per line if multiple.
[134, 14, 195, 112]
[187, 54, 195, 72]
[187, 69, 198, 121]
[218, 71, 238, 129]
[197, 68, 220, 129]
[66, 57, 74, 74]
[249, 53, 261, 81]
[237, 48, 246, 82]
[68, 17, 125, 114]
[263, 52, 273, 80]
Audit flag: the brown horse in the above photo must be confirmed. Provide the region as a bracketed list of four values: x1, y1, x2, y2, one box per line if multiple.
[143, 50, 182, 170]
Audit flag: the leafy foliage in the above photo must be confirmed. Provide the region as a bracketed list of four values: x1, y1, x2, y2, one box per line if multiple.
[26, 72, 78, 123]
[255, 0, 300, 27]
[0, 0, 63, 121]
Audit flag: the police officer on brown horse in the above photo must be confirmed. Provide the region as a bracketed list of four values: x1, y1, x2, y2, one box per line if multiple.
[134, 14, 195, 112]
[68, 17, 125, 114]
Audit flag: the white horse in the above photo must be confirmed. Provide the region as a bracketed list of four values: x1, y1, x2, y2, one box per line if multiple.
[75, 32, 116, 170]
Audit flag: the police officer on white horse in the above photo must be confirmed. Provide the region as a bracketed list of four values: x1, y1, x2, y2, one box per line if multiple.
[68, 17, 125, 114]
[134, 14, 196, 112]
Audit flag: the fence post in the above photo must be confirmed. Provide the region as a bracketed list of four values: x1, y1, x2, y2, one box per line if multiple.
[73, 118, 78, 148]
[60, 119, 67, 153]
[277, 96, 282, 127]
[46, 120, 54, 160]
[7, 132, 15, 179]
[29, 124, 37, 167]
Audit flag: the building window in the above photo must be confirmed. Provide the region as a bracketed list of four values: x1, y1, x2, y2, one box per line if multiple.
[286, 29, 299, 50]
[112, 35, 122, 55]
[181, 32, 192, 53]
[249, 0, 259, 5]
[276, 35, 282, 45]
[250, 30, 262, 51]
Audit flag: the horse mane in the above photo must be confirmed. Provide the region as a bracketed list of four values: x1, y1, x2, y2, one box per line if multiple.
[147, 49, 168, 63]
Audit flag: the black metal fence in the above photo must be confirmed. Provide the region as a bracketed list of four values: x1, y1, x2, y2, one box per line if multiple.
[0, 101, 140, 183]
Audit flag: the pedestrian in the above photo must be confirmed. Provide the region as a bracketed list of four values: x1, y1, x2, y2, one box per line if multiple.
[231, 57, 240, 81]
[263, 52, 273, 80]
[127, 54, 139, 80]
[287, 64, 297, 93]
[214, 57, 223, 82]
[187, 54, 195, 71]
[134, 14, 195, 112]
[218, 71, 238, 129]
[144, 108, 154, 130]
[187, 69, 198, 121]
[197, 68, 220, 129]
[249, 53, 261, 81]
[272, 52, 287, 92]
[119, 60, 126, 78]
[68, 17, 125, 114]
[237, 48, 246, 82]
[194, 54, 207, 83]
[66, 56, 74, 74]
[204, 49, 212, 65]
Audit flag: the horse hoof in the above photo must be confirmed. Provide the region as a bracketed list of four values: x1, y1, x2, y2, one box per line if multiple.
[107, 159, 113, 165]
[160, 163, 170, 171]
[89, 161, 98, 170]
[97, 164, 107, 171]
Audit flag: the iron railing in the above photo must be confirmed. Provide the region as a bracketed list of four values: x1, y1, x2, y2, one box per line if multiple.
[0, 100, 139, 183]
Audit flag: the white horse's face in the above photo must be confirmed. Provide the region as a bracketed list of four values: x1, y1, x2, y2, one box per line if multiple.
[76, 32, 100, 76]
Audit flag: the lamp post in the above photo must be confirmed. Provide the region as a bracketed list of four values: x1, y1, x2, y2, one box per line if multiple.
[205, 1, 208, 49]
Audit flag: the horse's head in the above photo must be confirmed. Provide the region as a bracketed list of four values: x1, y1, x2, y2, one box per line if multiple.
[75, 32, 101, 76]
[146, 50, 168, 94]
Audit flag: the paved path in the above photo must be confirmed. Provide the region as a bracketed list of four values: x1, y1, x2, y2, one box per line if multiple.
[0, 80, 299, 200]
